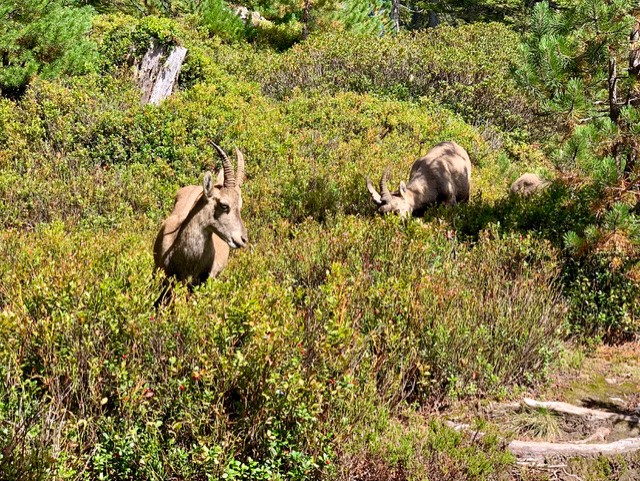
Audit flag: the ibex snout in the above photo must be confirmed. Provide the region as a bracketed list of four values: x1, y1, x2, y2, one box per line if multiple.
[227, 225, 248, 248]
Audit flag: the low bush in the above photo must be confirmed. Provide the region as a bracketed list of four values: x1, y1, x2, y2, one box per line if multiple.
[0, 69, 566, 477]
[0, 0, 98, 96]
[0, 12, 632, 479]
[563, 253, 640, 343]
[337, 413, 514, 481]
[0, 73, 505, 229]
[0, 214, 565, 479]
[215, 24, 534, 135]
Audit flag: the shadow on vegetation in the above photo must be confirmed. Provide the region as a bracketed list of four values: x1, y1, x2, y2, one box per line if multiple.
[421, 181, 596, 247]
[417, 181, 638, 343]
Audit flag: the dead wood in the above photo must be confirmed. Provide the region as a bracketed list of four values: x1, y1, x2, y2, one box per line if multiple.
[509, 436, 640, 462]
[446, 398, 640, 463]
[522, 398, 640, 424]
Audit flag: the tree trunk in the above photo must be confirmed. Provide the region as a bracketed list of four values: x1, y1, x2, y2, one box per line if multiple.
[428, 11, 440, 28]
[391, 0, 400, 34]
[630, 16, 640, 80]
[627, 12, 640, 176]
[302, 0, 311, 40]
[608, 57, 620, 124]
[136, 40, 187, 106]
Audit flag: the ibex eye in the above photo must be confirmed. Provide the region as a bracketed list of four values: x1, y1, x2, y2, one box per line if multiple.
[219, 203, 230, 213]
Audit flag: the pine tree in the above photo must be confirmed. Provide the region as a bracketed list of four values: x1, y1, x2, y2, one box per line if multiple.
[332, 0, 392, 34]
[516, 0, 639, 181]
[0, 0, 97, 96]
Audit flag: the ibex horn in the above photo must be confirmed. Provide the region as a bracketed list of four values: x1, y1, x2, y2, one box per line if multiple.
[211, 141, 235, 188]
[235, 147, 245, 187]
[366, 176, 382, 205]
[380, 167, 393, 204]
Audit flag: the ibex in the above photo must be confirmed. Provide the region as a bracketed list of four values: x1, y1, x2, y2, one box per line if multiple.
[510, 173, 549, 197]
[154, 143, 247, 287]
[366, 141, 471, 218]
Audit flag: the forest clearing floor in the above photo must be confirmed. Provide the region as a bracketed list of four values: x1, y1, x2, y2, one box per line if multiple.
[437, 342, 640, 480]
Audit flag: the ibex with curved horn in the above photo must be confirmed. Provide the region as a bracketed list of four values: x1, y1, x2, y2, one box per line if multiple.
[366, 141, 471, 218]
[510, 173, 550, 197]
[154, 143, 247, 286]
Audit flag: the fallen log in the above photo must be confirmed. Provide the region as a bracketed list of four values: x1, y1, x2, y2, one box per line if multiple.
[447, 397, 640, 464]
[522, 398, 640, 424]
[509, 436, 640, 462]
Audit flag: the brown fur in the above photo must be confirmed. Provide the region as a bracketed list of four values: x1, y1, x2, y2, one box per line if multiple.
[510, 173, 549, 196]
[154, 147, 247, 286]
[367, 141, 472, 217]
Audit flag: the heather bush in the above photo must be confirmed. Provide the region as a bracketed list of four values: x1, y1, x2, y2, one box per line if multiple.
[1, 10, 633, 480]
[0, 72, 513, 229]
[214, 24, 534, 135]
[0, 50, 568, 477]
[0, 214, 565, 479]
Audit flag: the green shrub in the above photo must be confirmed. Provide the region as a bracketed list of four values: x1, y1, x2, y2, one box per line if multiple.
[198, 0, 249, 42]
[563, 254, 640, 343]
[0, 15, 609, 478]
[0, 0, 98, 96]
[0, 68, 567, 477]
[251, 19, 303, 51]
[0, 214, 565, 478]
[0, 71, 503, 229]
[339, 413, 514, 481]
[93, 14, 182, 70]
[215, 24, 534, 135]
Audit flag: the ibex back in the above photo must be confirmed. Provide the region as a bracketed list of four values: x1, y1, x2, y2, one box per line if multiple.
[510, 173, 550, 197]
[367, 141, 471, 218]
[154, 143, 247, 286]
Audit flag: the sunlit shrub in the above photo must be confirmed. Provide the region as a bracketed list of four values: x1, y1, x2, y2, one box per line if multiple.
[215, 24, 533, 134]
[0, 0, 98, 97]
[0, 212, 565, 479]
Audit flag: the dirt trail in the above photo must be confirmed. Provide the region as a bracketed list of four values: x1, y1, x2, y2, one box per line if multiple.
[446, 343, 640, 479]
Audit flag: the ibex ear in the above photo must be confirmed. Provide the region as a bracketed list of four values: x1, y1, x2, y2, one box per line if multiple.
[203, 171, 215, 198]
[215, 169, 224, 187]
[366, 176, 383, 205]
[399, 181, 407, 199]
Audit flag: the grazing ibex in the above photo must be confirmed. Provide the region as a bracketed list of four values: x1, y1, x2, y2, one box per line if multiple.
[366, 141, 471, 218]
[510, 173, 549, 197]
[154, 143, 247, 286]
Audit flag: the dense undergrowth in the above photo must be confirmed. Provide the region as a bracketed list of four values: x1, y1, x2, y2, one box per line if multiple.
[0, 8, 639, 481]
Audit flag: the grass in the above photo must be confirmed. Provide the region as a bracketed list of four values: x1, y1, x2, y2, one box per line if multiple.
[509, 408, 563, 441]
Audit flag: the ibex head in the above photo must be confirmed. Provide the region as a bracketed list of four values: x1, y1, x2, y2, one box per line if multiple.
[366, 167, 412, 218]
[202, 143, 248, 248]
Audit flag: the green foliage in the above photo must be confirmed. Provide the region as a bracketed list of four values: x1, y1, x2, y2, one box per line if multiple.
[93, 14, 181, 69]
[0, 0, 98, 96]
[405, 0, 534, 27]
[0, 69, 495, 229]
[515, 1, 640, 339]
[0, 51, 565, 477]
[217, 24, 533, 135]
[2, 7, 638, 479]
[250, 19, 303, 50]
[197, 0, 249, 42]
[0, 217, 564, 479]
[562, 202, 640, 341]
[515, 0, 638, 178]
[341, 413, 514, 480]
[563, 253, 640, 343]
[331, 0, 391, 35]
